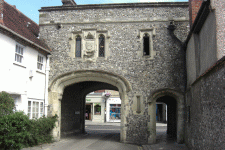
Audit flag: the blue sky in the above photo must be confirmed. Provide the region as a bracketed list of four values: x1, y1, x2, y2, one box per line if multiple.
[5, 0, 188, 24]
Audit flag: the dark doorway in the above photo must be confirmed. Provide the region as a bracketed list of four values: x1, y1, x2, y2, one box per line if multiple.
[156, 96, 177, 140]
[61, 81, 118, 136]
[85, 104, 92, 120]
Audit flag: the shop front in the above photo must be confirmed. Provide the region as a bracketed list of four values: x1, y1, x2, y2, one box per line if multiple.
[86, 93, 105, 123]
[106, 98, 121, 122]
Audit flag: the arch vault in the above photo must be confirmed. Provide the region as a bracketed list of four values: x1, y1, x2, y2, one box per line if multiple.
[48, 70, 132, 142]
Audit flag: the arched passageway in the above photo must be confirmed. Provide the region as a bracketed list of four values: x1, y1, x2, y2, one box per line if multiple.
[156, 96, 177, 139]
[47, 70, 132, 142]
[148, 89, 184, 144]
[61, 81, 118, 135]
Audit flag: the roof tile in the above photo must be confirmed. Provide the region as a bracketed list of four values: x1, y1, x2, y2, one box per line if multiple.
[3, 1, 50, 52]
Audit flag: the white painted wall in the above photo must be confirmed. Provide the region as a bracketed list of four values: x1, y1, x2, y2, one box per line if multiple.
[0, 33, 48, 117]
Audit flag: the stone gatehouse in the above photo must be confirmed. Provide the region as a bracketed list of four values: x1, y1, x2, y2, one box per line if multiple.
[39, 1, 189, 144]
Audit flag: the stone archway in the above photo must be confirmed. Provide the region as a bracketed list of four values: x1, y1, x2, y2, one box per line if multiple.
[48, 70, 132, 142]
[147, 89, 185, 144]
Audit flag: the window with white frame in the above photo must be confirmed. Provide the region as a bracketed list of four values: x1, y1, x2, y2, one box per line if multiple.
[28, 101, 44, 119]
[15, 44, 24, 63]
[37, 55, 44, 70]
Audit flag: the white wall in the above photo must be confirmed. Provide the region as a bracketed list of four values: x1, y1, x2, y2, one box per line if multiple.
[0, 33, 47, 115]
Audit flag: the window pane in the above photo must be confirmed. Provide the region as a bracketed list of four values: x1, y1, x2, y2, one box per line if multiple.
[15, 45, 23, 63]
[28, 101, 31, 106]
[76, 36, 81, 57]
[19, 56, 22, 63]
[16, 45, 18, 52]
[21, 48, 23, 55]
[28, 107, 31, 113]
[32, 102, 35, 112]
[143, 34, 150, 56]
[99, 35, 105, 57]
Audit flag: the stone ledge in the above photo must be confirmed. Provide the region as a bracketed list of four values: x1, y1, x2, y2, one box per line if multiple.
[39, 17, 189, 26]
[39, 2, 188, 12]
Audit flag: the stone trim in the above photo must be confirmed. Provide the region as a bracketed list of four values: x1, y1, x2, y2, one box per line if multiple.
[69, 31, 82, 59]
[39, 17, 189, 26]
[40, 2, 189, 12]
[48, 70, 132, 94]
[132, 94, 144, 115]
[69, 29, 110, 61]
[48, 70, 132, 142]
[148, 88, 185, 144]
[137, 28, 156, 60]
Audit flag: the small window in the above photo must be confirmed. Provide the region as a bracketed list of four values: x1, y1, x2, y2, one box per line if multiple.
[143, 33, 150, 56]
[99, 35, 105, 57]
[15, 44, 23, 63]
[75, 36, 81, 57]
[136, 96, 141, 114]
[94, 104, 101, 115]
[28, 101, 44, 119]
[37, 55, 44, 70]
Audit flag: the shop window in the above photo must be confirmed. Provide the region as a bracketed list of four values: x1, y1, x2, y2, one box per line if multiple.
[109, 104, 121, 120]
[94, 104, 101, 115]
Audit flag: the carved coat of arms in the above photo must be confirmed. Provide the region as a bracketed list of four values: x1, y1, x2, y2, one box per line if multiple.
[83, 41, 96, 61]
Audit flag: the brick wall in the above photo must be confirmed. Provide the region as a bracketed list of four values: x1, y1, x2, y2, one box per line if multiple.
[0, 0, 3, 25]
[94, 90, 105, 93]
[189, 0, 203, 27]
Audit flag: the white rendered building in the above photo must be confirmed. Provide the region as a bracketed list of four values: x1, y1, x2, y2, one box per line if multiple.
[0, 1, 51, 118]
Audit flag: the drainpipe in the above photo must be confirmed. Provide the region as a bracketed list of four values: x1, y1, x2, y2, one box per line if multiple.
[44, 55, 50, 116]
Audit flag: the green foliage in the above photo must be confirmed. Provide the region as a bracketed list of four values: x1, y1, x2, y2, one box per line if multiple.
[0, 112, 58, 150]
[0, 92, 15, 116]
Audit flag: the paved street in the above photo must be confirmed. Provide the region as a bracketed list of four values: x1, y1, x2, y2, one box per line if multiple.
[23, 121, 141, 150]
[142, 123, 188, 150]
[23, 121, 188, 150]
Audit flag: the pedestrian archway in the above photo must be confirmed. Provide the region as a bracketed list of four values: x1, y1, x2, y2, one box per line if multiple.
[48, 70, 132, 142]
[148, 89, 185, 144]
[156, 96, 177, 140]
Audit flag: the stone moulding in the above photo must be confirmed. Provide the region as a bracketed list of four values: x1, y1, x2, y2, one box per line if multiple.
[39, 17, 189, 26]
[39, 2, 189, 12]
[48, 70, 132, 94]
[147, 88, 185, 144]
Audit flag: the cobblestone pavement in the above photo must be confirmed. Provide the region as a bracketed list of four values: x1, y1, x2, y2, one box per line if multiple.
[23, 121, 188, 150]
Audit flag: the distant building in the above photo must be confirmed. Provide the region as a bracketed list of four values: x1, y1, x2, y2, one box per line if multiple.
[0, 0, 51, 119]
[86, 90, 121, 123]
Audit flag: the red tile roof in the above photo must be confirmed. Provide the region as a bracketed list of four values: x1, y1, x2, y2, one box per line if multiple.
[2, 1, 50, 53]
